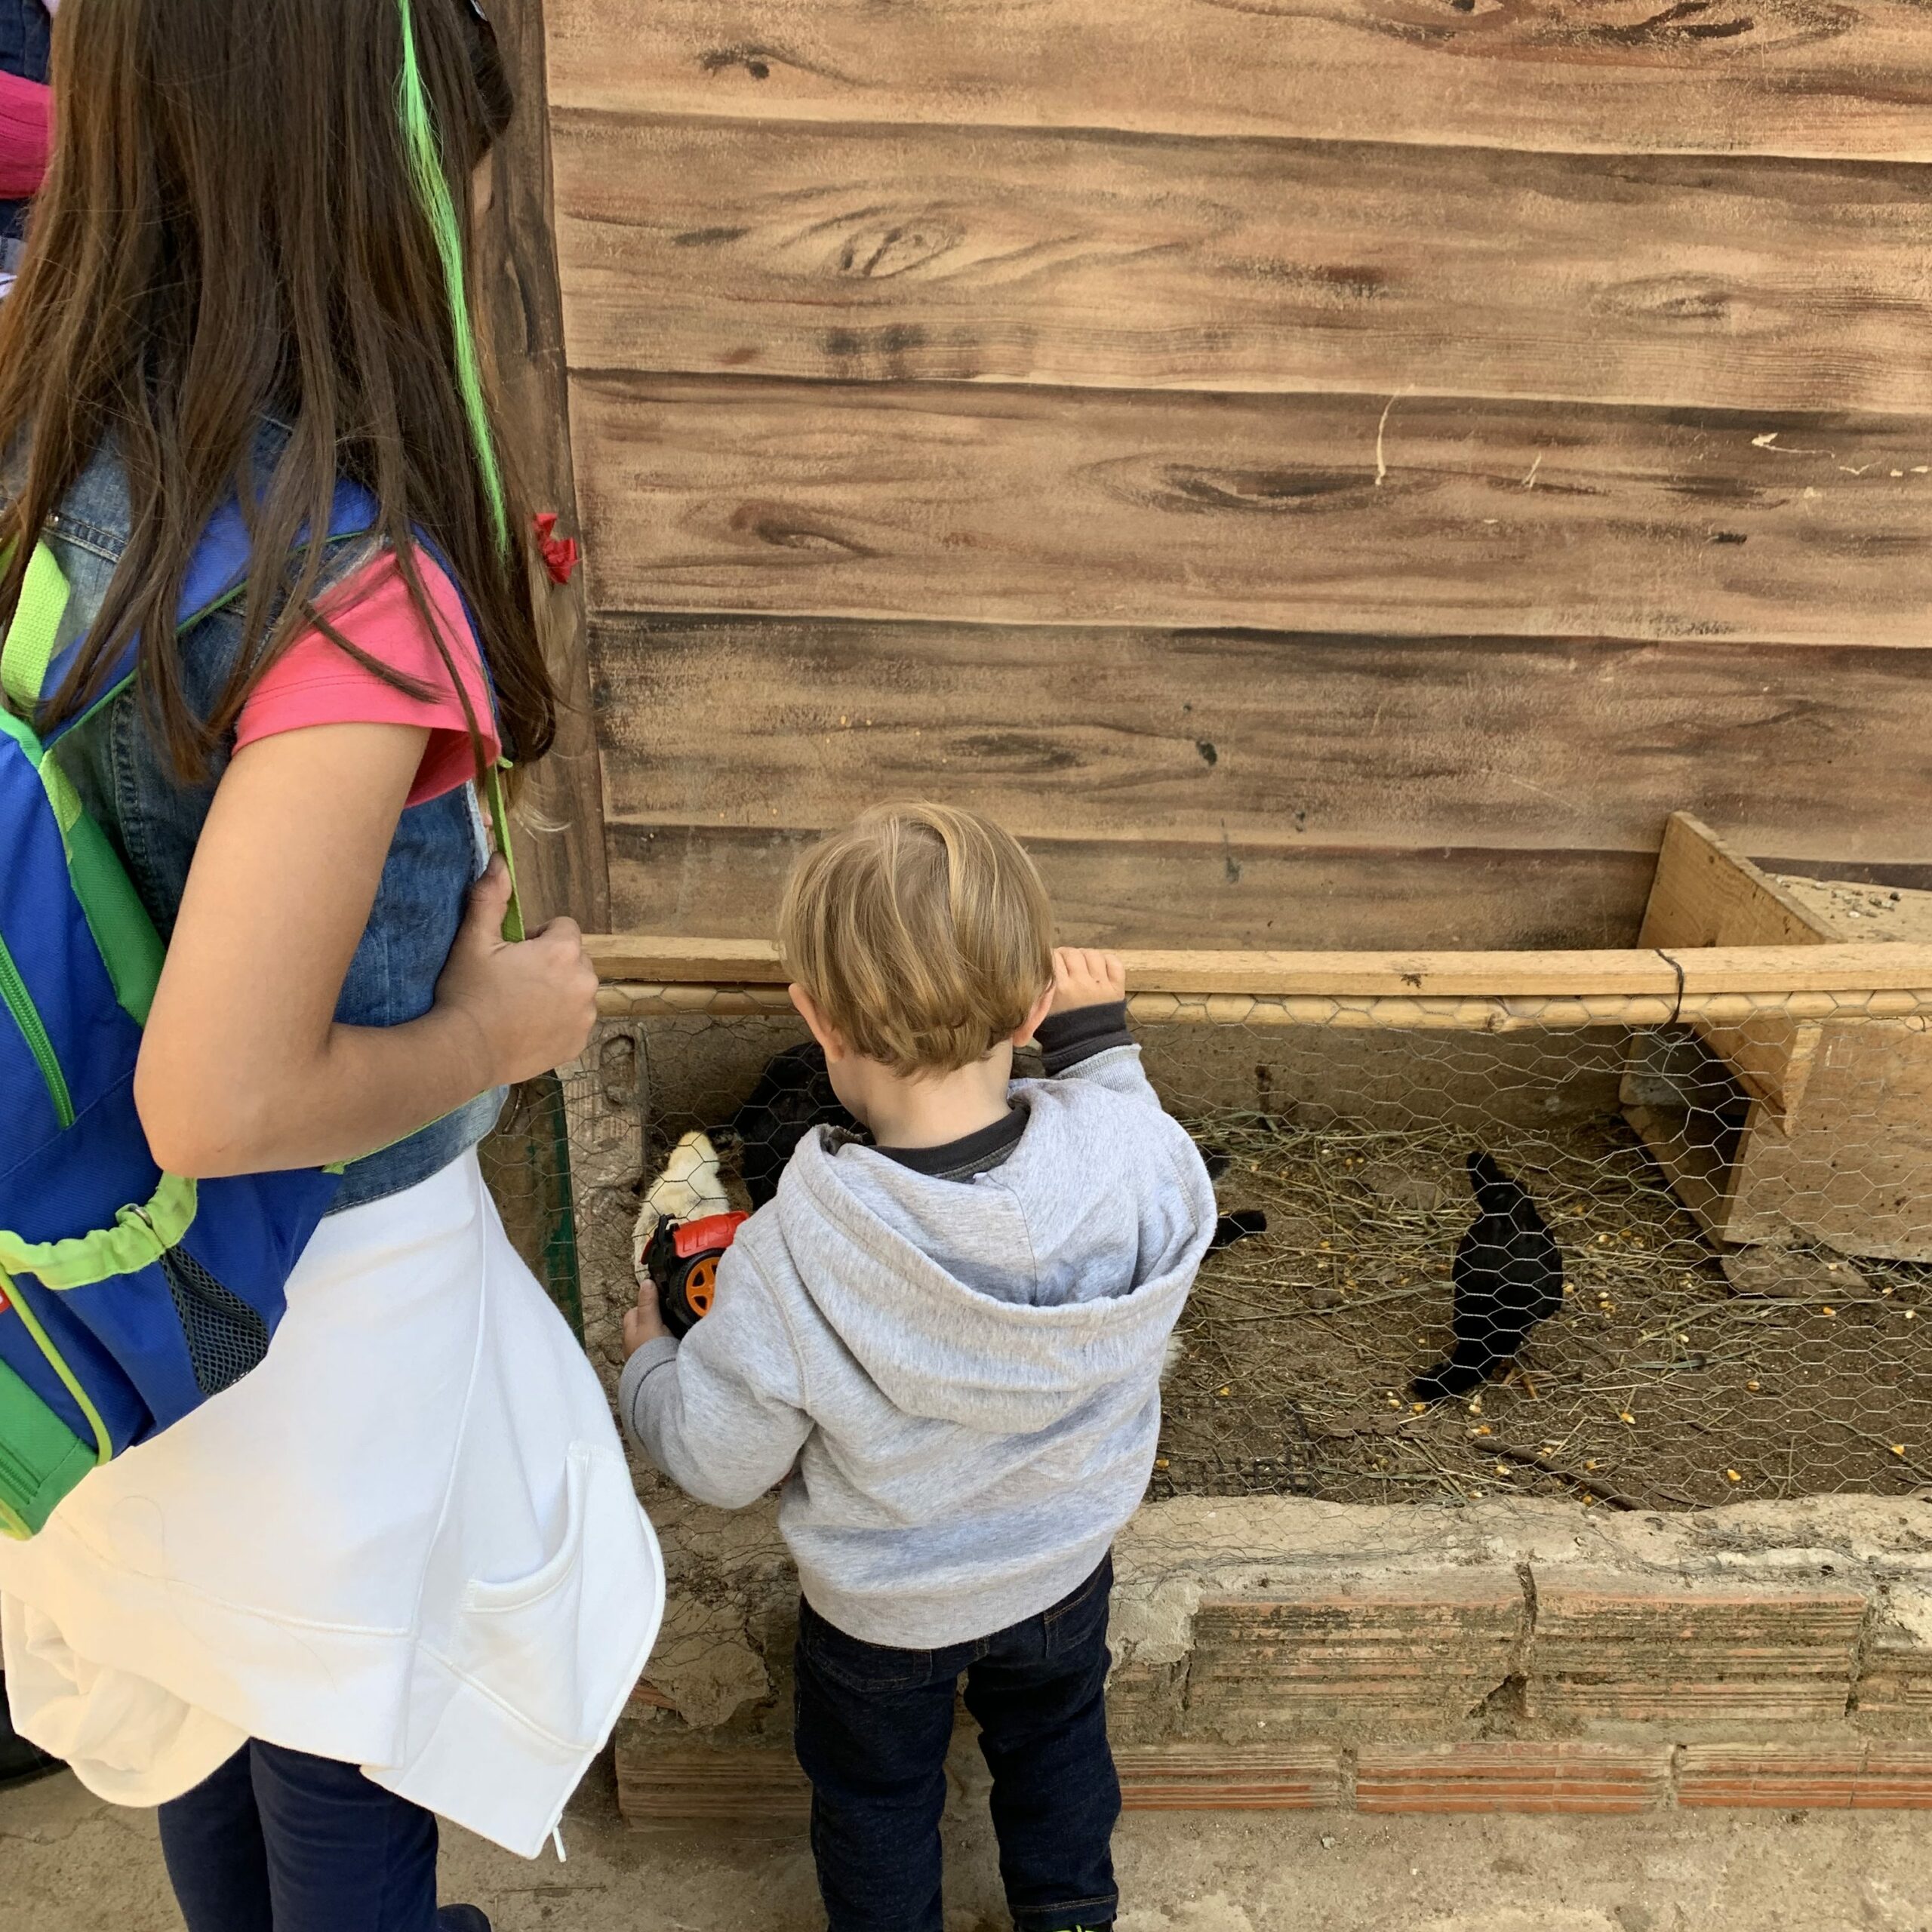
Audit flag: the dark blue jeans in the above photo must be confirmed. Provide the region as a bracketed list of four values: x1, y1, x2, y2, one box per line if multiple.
[156, 1740, 451, 1932]
[793, 1556, 1120, 1932]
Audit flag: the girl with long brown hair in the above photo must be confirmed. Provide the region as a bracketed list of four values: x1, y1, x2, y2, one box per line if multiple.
[0, 3, 662, 1924]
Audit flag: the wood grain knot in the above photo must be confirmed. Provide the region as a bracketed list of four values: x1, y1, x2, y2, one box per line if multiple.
[947, 731, 1084, 773]
[726, 502, 875, 557]
[1563, 0, 1858, 52]
[1595, 275, 1737, 325]
[1155, 465, 1391, 515]
[834, 224, 964, 279]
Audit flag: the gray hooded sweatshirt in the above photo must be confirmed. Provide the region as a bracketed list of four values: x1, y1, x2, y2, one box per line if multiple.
[619, 1043, 1217, 1647]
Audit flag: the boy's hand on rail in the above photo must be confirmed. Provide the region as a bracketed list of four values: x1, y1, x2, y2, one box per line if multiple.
[623, 1278, 670, 1358]
[433, 856, 599, 1088]
[1048, 946, 1127, 1016]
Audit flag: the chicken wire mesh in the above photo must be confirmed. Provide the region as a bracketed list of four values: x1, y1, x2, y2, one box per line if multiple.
[485, 986, 1932, 1518]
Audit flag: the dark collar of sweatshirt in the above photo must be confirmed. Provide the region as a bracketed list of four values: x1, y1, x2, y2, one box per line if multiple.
[871, 1001, 1134, 1183]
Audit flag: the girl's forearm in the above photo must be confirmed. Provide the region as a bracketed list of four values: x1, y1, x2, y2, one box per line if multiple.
[137, 1005, 501, 1179]
[138, 736, 595, 1180]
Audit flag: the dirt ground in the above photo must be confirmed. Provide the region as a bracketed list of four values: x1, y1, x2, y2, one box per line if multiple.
[6, 1752, 1932, 1932]
[1160, 1112, 1931, 1512]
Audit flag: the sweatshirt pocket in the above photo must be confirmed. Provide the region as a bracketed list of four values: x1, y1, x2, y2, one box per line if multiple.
[441, 1444, 644, 1750]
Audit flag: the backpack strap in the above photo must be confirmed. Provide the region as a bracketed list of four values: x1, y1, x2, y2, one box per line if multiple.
[26, 482, 383, 743]
[482, 762, 525, 943]
[0, 537, 69, 718]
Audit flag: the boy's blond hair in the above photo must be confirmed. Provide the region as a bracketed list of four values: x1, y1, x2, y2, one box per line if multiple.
[779, 804, 1054, 1075]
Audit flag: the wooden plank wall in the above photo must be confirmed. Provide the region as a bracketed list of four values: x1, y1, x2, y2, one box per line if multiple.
[539, 0, 1932, 948]
[478, 0, 607, 928]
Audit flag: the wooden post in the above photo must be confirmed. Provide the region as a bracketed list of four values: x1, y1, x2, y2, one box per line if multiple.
[1625, 816, 1932, 1260]
[477, 0, 611, 931]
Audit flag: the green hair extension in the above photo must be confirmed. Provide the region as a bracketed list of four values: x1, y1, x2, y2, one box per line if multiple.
[395, 0, 509, 557]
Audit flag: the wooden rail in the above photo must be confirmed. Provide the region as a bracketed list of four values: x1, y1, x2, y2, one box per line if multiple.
[587, 936, 1932, 1002]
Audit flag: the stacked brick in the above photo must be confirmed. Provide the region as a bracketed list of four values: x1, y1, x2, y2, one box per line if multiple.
[616, 1498, 1932, 1822]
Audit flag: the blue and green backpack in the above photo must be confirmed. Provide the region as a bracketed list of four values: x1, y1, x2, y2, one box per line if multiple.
[0, 486, 520, 1540]
[0, 0, 527, 1540]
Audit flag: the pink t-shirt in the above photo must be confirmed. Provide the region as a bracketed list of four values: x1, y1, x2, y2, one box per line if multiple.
[0, 72, 51, 201]
[234, 551, 500, 808]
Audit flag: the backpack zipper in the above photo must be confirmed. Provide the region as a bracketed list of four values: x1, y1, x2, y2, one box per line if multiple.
[0, 933, 74, 1129]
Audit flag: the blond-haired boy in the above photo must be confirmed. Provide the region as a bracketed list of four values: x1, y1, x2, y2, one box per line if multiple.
[621, 803, 1217, 1932]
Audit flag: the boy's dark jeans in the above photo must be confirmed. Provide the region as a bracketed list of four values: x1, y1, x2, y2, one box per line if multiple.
[793, 1555, 1120, 1932]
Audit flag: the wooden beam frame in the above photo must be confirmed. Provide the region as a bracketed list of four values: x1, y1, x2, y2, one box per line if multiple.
[1638, 812, 1833, 1119]
[586, 934, 1932, 1003]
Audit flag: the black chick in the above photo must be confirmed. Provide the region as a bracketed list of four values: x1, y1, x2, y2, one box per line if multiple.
[1195, 1145, 1268, 1251]
[1209, 1208, 1268, 1253]
[1411, 1150, 1563, 1403]
[716, 1041, 857, 1208]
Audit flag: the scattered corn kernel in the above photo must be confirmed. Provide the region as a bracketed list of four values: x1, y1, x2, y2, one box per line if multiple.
[1725, 1469, 1743, 1484]
[1216, 1385, 1232, 1398]
[1746, 1380, 1762, 1392]
[1822, 1306, 1837, 1318]
[1412, 1401, 1428, 1414]
[1619, 1411, 1635, 1424]
[1893, 1444, 1908, 1458]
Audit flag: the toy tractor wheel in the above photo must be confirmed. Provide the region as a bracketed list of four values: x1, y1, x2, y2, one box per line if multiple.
[646, 1210, 750, 1337]
[682, 1254, 720, 1322]
[658, 1251, 714, 1337]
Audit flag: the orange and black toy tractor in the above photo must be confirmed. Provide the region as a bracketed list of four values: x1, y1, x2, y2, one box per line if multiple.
[642, 1211, 749, 1338]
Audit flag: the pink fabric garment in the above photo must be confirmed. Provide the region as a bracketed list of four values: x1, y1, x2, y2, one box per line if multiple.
[0, 72, 51, 199]
[234, 551, 500, 808]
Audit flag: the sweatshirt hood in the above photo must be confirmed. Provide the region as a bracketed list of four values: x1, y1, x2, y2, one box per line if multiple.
[763, 1080, 1214, 1434]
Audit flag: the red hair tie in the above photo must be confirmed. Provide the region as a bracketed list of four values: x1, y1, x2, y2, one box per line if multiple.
[533, 512, 580, 586]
